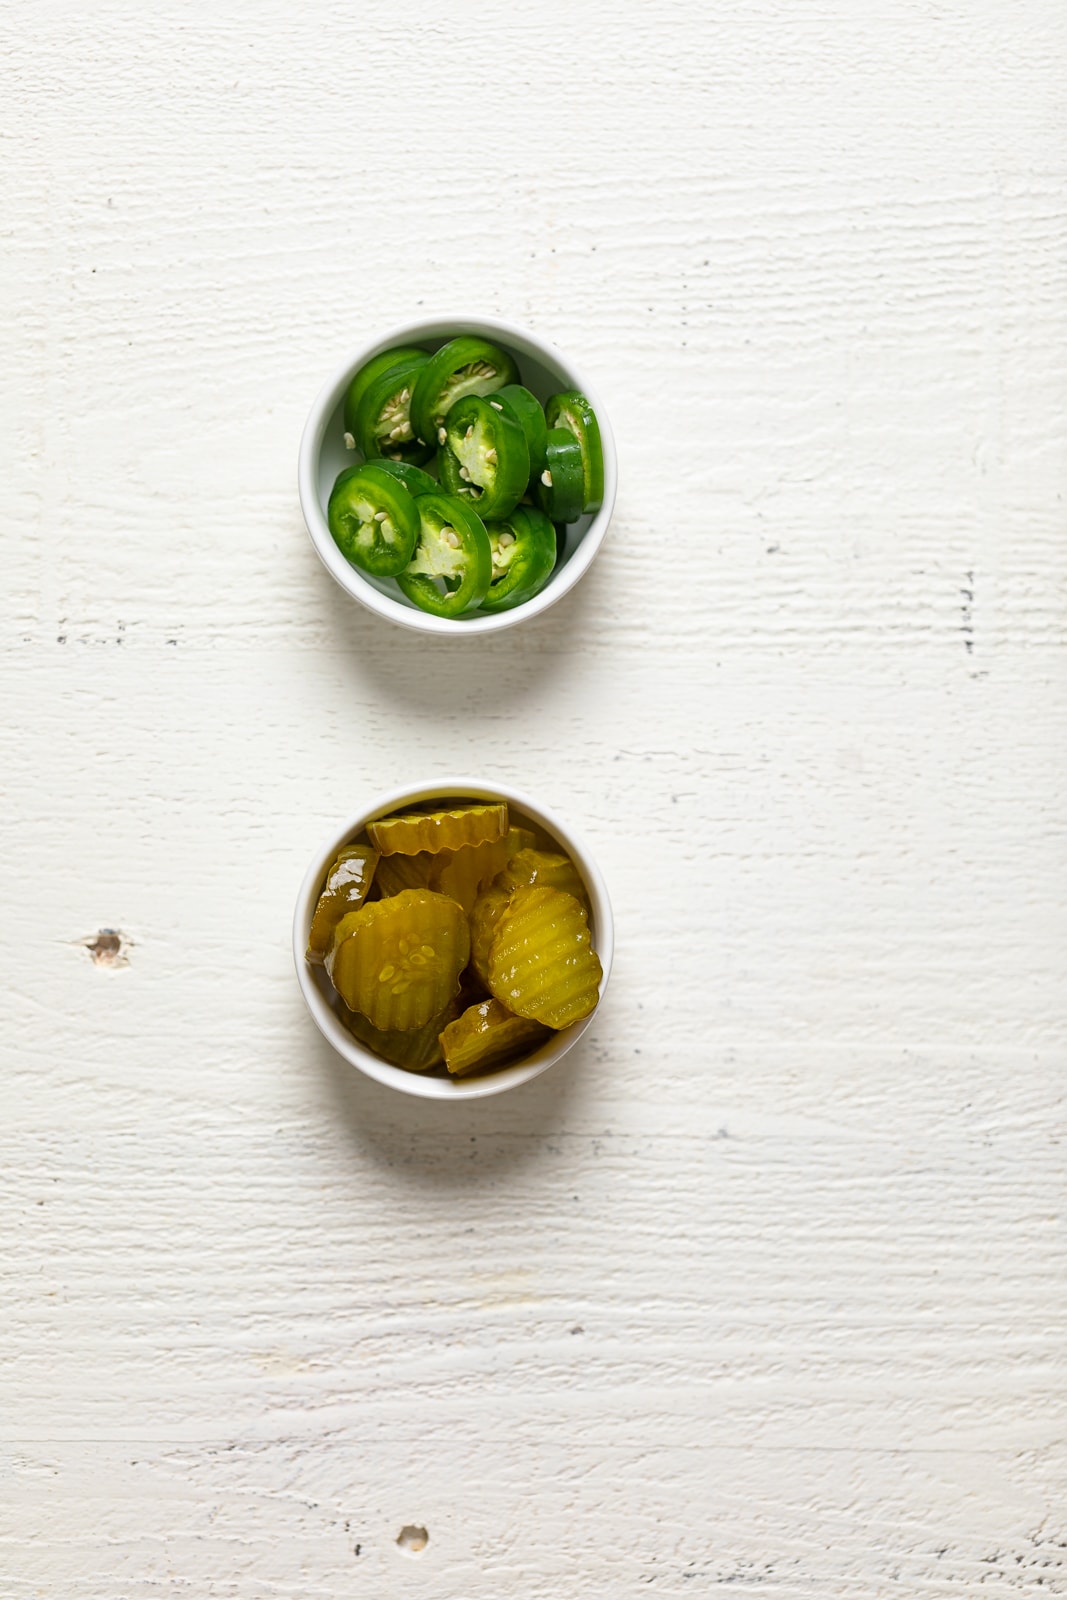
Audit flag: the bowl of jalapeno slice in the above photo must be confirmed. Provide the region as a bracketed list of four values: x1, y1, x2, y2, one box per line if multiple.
[298, 317, 616, 634]
[294, 780, 614, 1098]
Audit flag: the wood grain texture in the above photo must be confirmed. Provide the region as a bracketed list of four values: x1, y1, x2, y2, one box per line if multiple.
[2, 1, 1065, 1595]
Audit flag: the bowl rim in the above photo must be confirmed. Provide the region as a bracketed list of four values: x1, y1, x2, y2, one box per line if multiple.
[293, 778, 615, 1100]
[297, 314, 617, 637]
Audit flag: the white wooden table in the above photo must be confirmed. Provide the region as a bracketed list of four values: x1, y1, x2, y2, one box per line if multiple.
[3, 4, 1065, 1594]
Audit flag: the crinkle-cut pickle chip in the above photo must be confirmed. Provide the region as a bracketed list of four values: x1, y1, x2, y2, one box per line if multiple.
[326, 889, 470, 1032]
[503, 825, 539, 861]
[375, 850, 435, 898]
[441, 998, 552, 1078]
[487, 886, 602, 1030]
[367, 802, 508, 857]
[469, 881, 512, 990]
[496, 847, 590, 912]
[306, 844, 379, 964]
[430, 836, 509, 912]
[340, 995, 463, 1073]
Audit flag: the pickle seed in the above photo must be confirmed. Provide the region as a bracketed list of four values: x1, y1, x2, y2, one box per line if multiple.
[420, 946, 436, 959]
[379, 964, 396, 982]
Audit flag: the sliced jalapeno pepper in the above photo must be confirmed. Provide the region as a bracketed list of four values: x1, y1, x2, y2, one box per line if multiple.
[396, 491, 492, 618]
[366, 458, 439, 496]
[438, 394, 529, 520]
[545, 390, 604, 513]
[342, 344, 426, 441]
[352, 356, 432, 465]
[489, 385, 548, 482]
[480, 505, 556, 613]
[409, 336, 519, 446]
[534, 427, 584, 524]
[327, 462, 420, 577]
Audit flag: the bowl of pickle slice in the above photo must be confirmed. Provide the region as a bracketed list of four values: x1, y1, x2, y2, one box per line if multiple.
[294, 780, 614, 1098]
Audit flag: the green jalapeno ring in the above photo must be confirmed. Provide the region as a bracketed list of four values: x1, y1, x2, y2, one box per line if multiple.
[342, 344, 427, 441]
[353, 357, 432, 465]
[544, 390, 604, 514]
[397, 491, 492, 619]
[489, 385, 549, 483]
[328, 463, 421, 578]
[366, 458, 439, 497]
[409, 336, 520, 447]
[438, 394, 530, 521]
[479, 505, 557, 614]
[535, 427, 585, 524]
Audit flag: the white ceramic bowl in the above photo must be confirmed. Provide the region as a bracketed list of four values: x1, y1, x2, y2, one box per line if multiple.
[298, 316, 617, 635]
[294, 779, 614, 1100]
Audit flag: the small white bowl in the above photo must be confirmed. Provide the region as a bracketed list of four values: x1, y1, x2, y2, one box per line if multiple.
[298, 316, 617, 635]
[294, 779, 614, 1100]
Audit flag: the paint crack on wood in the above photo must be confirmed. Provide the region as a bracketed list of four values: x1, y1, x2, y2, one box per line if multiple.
[961, 569, 975, 655]
[78, 928, 133, 969]
[396, 1524, 428, 1556]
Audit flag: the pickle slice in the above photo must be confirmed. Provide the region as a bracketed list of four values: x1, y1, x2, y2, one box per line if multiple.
[375, 850, 435, 898]
[340, 994, 463, 1073]
[430, 836, 510, 912]
[503, 825, 539, 860]
[326, 889, 470, 1031]
[470, 881, 512, 990]
[367, 802, 508, 857]
[306, 844, 379, 964]
[487, 886, 602, 1029]
[440, 998, 552, 1078]
[496, 847, 590, 913]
